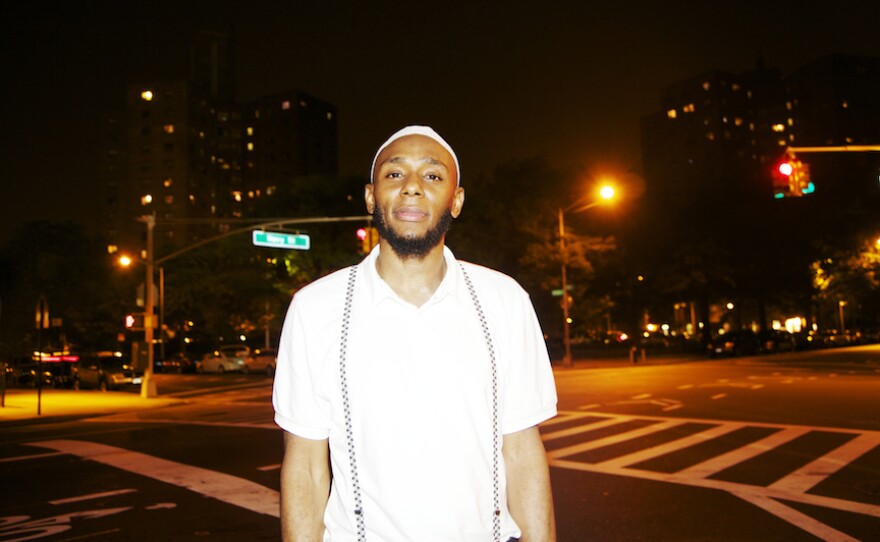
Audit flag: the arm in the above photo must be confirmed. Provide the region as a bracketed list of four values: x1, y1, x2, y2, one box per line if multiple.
[503, 426, 556, 542]
[280, 431, 331, 541]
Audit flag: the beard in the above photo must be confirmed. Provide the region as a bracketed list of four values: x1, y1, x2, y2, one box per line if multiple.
[372, 206, 453, 260]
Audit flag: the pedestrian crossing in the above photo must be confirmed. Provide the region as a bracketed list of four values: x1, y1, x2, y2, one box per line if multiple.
[543, 411, 880, 541]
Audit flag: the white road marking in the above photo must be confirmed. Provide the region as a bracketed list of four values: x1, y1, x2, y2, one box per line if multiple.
[733, 491, 861, 542]
[768, 432, 880, 494]
[549, 411, 880, 540]
[257, 464, 281, 472]
[711, 393, 727, 400]
[0, 451, 65, 463]
[49, 489, 137, 505]
[596, 423, 745, 469]
[676, 384, 693, 390]
[677, 427, 811, 479]
[547, 420, 684, 459]
[27, 440, 279, 518]
[631, 393, 652, 399]
[542, 416, 631, 441]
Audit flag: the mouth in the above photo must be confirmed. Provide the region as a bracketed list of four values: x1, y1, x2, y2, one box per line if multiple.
[393, 206, 428, 222]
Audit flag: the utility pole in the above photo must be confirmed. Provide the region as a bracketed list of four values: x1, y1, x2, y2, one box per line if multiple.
[139, 213, 157, 398]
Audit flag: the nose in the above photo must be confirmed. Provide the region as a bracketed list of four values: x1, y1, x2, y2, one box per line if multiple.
[400, 172, 424, 197]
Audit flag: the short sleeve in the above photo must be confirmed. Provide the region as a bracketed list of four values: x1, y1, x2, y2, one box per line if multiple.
[499, 288, 558, 434]
[272, 295, 332, 439]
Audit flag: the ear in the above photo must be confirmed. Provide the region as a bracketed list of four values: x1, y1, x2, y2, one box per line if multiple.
[451, 186, 465, 218]
[364, 183, 375, 214]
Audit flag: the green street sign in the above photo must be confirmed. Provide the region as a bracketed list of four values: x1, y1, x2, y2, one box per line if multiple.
[551, 285, 574, 297]
[252, 230, 310, 250]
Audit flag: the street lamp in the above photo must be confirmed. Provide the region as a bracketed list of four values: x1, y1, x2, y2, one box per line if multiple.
[558, 184, 617, 367]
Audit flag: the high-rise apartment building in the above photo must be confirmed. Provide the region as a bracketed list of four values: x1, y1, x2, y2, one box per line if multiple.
[100, 32, 338, 256]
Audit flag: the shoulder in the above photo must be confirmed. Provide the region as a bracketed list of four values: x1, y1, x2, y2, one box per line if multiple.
[456, 260, 530, 302]
[290, 265, 356, 309]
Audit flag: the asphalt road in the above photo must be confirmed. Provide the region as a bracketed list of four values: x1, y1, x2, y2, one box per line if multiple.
[1, 347, 878, 541]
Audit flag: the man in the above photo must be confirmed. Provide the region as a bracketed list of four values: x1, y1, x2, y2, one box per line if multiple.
[273, 125, 557, 541]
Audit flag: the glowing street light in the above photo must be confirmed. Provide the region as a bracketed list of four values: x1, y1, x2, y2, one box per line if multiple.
[558, 183, 619, 367]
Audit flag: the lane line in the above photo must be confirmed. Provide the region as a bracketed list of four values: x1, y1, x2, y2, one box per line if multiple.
[596, 422, 745, 469]
[50, 489, 137, 505]
[768, 432, 880, 494]
[548, 458, 880, 518]
[28, 440, 279, 518]
[733, 491, 860, 542]
[541, 416, 628, 441]
[676, 427, 811, 479]
[0, 451, 65, 463]
[547, 420, 684, 460]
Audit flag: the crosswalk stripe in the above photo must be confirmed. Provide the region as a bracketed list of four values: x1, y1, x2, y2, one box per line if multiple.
[767, 432, 880, 494]
[596, 422, 745, 469]
[27, 440, 280, 518]
[547, 420, 684, 459]
[541, 416, 630, 441]
[732, 491, 861, 542]
[675, 426, 811, 479]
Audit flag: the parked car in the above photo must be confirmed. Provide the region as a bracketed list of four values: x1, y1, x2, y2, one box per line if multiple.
[709, 330, 760, 357]
[758, 330, 796, 354]
[157, 353, 195, 373]
[198, 350, 248, 373]
[74, 353, 141, 391]
[246, 348, 277, 376]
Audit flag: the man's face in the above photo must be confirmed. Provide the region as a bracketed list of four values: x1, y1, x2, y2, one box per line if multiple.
[365, 134, 464, 259]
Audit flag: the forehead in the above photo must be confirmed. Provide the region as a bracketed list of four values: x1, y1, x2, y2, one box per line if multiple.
[375, 135, 456, 172]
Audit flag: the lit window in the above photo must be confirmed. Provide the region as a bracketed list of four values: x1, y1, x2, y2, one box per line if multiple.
[747, 91, 753, 99]
[326, 112, 333, 120]
[772, 123, 785, 132]
[163, 124, 174, 134]
[734, 117, 743, 126]
[165, 195, 174, 204]
[790, 134, 796, 142]
[731, 83, 741, 92]
[267, 185, 276, 195]
[188, 194, 196, 203]
[749, 122, 755, 131]
[281, 100, 291, 110]
[232, 191, 243, 202]
[846, 136, 854, 143]
[787, 118, 794, 126]
[141, 194, 153, 205]
[666, 109, 677, 119]
[722, 116, 728, 124]
[248, 190, 255, 198]
[107, 245, 118, 254]
[706, 132, 715, 141]
[683, 103, 695, 113]
[842, 100, 849, 109]
[786, 101, 793, 110]
[163, 178, 173, 188]
[247, 142, 254, 151]
[778, 139, 786, 146]
[199, 131, 205, 139]
[246, 127, 254, 136]
[702, 82, 710, 91]
[141, 90, 154, 101]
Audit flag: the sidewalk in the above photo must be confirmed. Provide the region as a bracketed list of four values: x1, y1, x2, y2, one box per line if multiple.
[0, 388, 182, 426]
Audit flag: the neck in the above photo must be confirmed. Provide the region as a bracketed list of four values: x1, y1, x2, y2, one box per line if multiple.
[375, 242, 448, 307]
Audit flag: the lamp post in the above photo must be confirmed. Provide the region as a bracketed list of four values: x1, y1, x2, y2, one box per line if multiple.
[558, 184, 617, 367]
[140, 213, 157, 398]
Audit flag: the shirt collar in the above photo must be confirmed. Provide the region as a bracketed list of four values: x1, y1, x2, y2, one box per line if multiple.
[359, 245, 463, 309]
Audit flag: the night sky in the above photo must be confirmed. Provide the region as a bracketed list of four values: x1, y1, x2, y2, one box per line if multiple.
[2, 0, 879, 242]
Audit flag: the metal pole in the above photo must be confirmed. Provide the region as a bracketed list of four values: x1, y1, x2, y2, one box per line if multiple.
[141, 214, 157, 398]
[559, 208, 572, 367]
[159, 266, 165, 362]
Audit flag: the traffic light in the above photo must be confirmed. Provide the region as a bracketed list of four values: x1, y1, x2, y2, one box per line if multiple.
[773, 158, 813, 198]
[357, 227, 379, 254]
[125, 313, 145, 330]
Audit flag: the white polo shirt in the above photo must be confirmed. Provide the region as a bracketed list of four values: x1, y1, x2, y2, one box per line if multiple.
[273, 246, 557, 542]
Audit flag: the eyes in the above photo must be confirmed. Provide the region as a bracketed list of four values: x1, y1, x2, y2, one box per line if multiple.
[384, 170, 444, 183]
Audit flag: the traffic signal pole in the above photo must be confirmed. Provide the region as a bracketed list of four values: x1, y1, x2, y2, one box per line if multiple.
[139, 213, 157, 398]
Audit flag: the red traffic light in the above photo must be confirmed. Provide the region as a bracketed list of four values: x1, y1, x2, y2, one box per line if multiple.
[125, 314, 136, 328]
[356, 227, 368, 241]
[777, 162, 794, 176]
